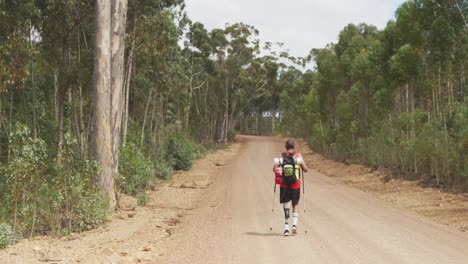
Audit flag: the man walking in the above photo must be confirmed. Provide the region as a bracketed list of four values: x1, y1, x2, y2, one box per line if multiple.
[273, 139, 308, 236]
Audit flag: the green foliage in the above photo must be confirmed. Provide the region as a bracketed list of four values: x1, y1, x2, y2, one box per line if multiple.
[118, 143, 156, 196]
[0, 124, 47, 234]
[227, 129, 237, 142]
[154, 161, 173, 180]
[0, 223, 15, 249]
[73, 191, 109, 232]
[0, 0, 278, 244]
[166, 134, 204, 171]
[0, 127, 109, 236]
[390, 44, 420, 82]
[279, 1, 468, 190]
[52, 133, 109, 234]
[137, 193, 150, 206]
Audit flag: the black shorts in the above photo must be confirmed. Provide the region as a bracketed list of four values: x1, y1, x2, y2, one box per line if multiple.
[280, 187, 300, 205]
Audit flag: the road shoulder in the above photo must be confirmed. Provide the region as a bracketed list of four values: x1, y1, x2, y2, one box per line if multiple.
[300, 144, 468, 234]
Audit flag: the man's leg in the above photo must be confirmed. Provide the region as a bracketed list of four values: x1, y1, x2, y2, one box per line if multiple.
[292, 202, 299, 233]
[283, 202, 290, 236]
[292, 189, 300, 234]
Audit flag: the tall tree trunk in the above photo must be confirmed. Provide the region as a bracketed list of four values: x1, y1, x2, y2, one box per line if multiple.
[204, 81, 209, 144]
[93, 0, 128, 209]
[227, 84, 237, 131]
[57, 87, 64, 167]
[30, 21, 37, 138]
[7, 87, 14, 163]
[0, 98, 10, 159]
[122, 16, 136, 145]
[224, 76, 229, 144]
[110, 0, 128, 207]
[149, 97, 156, 135]
[431, 74, 440, 185]
[0, 100, 9, 145]
[271, 110, 276, 135]
[319, 119, 326, 152]
[140, 88, 153, 146]
[410, 82, 417, 174]
[255, 112, 259, 135]
[54, 68, 59, 122]
[76, 9, 86, 157]
[185, 55, 194, 133]
[437, 67, 442, 121]
[462, 74, 465, 103]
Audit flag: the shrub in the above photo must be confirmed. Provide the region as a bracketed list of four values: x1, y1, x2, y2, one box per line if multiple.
[166, 134, 204, 170]
[227, 129, 237, 142]
[137, 193, 150, 206]
[0, 223, 14, 249]
[50, 133, 110, 235]
[0, 130, 110, 236]
[154, 161, 173, 180]
[1, 124, 47, 234]
[118, 143, 156, 196]
[74, 191, 109, 232]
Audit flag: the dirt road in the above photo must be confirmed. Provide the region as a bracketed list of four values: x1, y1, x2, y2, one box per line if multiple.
[2, 135, 468, 263]
[159, 136, 468, 264]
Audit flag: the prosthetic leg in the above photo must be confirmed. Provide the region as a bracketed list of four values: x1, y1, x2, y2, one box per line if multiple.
[283, 202, 290, 236]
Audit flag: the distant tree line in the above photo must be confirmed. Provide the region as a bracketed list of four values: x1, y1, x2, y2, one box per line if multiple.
[278, 0, 467, 190]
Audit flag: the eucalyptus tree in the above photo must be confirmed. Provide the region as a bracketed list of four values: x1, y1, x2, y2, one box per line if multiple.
[279, 0, 468, 189]
[93, 0, 128, 208]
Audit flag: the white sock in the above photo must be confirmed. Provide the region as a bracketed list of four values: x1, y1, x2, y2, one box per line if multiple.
[293, 213, 299, 226]
[284, 224, 289, 231]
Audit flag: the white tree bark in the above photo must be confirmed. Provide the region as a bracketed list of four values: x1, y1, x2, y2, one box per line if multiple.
[110, 0, 128, 207]
[93, 0, 128, 209]
[122, 17, 136, 145]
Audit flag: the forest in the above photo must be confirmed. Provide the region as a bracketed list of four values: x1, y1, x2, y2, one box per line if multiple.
[0, 0, 466, 247]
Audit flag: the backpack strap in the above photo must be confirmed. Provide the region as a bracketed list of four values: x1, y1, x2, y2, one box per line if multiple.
[280, 152, 286, 165]
[291, 152, 296, 175]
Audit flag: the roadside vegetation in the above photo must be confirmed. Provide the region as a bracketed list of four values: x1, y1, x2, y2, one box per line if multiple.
[0, 0, 283, 242]
[278, 1, 468, 191]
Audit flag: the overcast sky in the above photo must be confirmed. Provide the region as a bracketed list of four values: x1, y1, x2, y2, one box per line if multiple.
[185, 0, 406, 58]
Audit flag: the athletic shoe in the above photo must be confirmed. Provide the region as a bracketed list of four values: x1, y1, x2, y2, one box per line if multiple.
[292, 225, 297, 235]
[283, 229, 290, 236]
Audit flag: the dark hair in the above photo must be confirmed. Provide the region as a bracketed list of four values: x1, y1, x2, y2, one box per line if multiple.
[285, 139, 295, 150]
